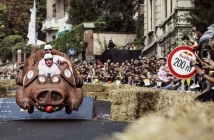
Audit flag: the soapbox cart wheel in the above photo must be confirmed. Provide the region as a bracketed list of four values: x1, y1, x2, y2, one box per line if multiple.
[65, 105, 72, 114]
[28, 107, 34, 114]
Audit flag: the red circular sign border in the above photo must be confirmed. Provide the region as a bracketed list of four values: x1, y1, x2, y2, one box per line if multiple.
[167, 46, 196, 79]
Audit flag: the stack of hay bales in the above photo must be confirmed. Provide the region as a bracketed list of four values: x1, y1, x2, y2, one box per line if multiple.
[0, 85, 7, 98]
[82, 84, 130, 101]
[110, 87, 159, 121]
[83, 84, 199, 122]
[82, 83, 109, 100]
[111, 102, 214, 140]
[0, 79, 13, 91]
[0, 79, 19, 98]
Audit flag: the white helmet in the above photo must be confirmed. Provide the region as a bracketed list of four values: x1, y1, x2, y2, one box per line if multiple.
[44, 44, 53, 50]
[44, 53, 53, 60]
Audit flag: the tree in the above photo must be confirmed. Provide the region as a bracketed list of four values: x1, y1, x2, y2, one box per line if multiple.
[7, 1, 33, 38]
[0, 2, 9, 42]
[68, 0, 139, 32]
[4, 0, 46, 40]
[187, 0, 214, 26]
[94, 0, 138, 32]
[135, 14, 144, 48]
[0, 35, 24, 62]
[68, 0, 102, 26]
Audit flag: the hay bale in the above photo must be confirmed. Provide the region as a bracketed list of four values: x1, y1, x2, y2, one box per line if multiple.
[111, 102, 214, 140]
[84, 91, 109, 100]
[82, 83, 95, 92]
[110, 89, 139, 121]
[82, 83, 104, 92]
[110, 87, 160, 121]
[92, 84, 105, 92]
[0, 85, 7, 97]
[156, 90, 197, 117]
[138, 88, 159, 116]
[6, 91, 16, 98]
[103, 84, 121, 91]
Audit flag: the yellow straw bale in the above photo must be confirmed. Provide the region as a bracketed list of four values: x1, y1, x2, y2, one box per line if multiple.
[156, 90, 197, 117]
[110, 89, 139, 121]
[92, 84, 105, 92]
[103, 84, 121, 91]
[82, 83, 94, 92]
[0, 85, 7, 97]
[6, 91, 16, 98]
[111, 102, 214, 140]
[110, 87, 160, 121]
[84, 91, 109, 100]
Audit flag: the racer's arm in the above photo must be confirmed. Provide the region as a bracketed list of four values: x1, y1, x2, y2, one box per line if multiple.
[63, 58, 72, 69]
[59, 57, 73, 74]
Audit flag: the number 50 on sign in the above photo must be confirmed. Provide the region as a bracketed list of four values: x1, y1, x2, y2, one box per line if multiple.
[168, 46, 197, 79]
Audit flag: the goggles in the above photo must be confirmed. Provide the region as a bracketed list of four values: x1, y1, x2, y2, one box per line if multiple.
[44, 58, 53, 61]
[44, 49, 52, 51]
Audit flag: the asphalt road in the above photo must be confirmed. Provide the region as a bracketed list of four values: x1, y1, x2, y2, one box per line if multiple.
[0, 100, 129, 140]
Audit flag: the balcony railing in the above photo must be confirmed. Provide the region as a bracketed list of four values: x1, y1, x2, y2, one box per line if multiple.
[42, 18, 59, 31]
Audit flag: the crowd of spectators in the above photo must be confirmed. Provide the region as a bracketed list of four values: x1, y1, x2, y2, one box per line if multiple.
[74, 54, 194, 92]
[0, 67, 17, 80]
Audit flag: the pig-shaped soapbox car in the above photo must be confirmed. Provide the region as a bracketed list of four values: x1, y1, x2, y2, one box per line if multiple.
[15, 49, 83, 114]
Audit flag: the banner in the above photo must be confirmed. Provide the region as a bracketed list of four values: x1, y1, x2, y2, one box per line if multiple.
[27, 0, 37, 46]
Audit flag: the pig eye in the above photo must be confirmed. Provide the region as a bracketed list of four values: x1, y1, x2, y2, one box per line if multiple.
[38, 76, 46, 84]
[27, 70, 34, 79]
[52, 76, 59, 83]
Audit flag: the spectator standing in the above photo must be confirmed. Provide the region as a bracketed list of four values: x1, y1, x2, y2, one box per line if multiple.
[108, 38, 116, 50]
[68, 48, 76, 61]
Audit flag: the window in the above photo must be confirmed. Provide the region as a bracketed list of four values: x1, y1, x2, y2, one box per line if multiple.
[165, 0, 167, 18]
[64, 0, 68, 13]
[52, 36, 56, 40]
[139, 0, 144, 4]
[53, 4, 56, 18]
[150, 0, 153, 30]
[171, 0, 173, 13]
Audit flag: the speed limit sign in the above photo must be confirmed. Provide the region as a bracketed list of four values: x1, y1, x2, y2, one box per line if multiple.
[168, 46, 197, 79]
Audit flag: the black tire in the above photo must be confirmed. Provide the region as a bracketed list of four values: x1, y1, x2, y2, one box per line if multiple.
[65, 106, 72, 114]
[28, 107, 34, 114]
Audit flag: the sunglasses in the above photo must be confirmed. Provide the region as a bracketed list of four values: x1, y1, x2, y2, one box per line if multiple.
[44, 49, 52, 51]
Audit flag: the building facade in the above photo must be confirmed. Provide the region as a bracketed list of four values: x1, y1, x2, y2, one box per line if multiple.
[143, 0, 193, 57]
[42, 0, 71, 42]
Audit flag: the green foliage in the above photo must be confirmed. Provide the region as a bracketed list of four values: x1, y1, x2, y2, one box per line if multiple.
[7, 1, 33, 37]
[187, 0, 214, 25]
[0, 3, 9, 42]
[0, 35, 24, 62]
[13, 42, 31, 57]
[68, 0, 102, 25]
[50, 21, 108, 54]
[101, 0, 137, 32]
[135, 14, 144, 49]
[5, 0, 46, 40]
[68, 0, 138, 33]
[50, 24, 84, 54]
[98, 12, 123, 32]
[94, 21, 107, 32]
